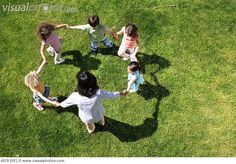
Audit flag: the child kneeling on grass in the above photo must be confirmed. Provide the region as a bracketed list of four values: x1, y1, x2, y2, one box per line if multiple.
[24, 61, 58, 111]
[57, 71, 126, 133]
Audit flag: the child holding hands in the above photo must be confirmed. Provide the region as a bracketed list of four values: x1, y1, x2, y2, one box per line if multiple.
[68, 15, 118, 55]
[37, 22, 68, 64]
[126, 61, 144, 93]
[116, 23, 140, 61]
[24, 61, 58, 111]
[57, 71, 126, 133]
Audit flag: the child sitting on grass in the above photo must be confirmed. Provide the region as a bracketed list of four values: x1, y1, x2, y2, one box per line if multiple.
[37, 22, 68, 64]
[116, 23, 140, 61]
[126, 61, 144, 93]
[24, 61, 58, 111]
[68, 15, 118, 55]
[57, 71, 126, 133]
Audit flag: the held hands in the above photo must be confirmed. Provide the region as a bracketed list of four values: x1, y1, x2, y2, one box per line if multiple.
[52, 101, 60, 107]
[112, 33, 119, 41]
[120, 89, 129, 96]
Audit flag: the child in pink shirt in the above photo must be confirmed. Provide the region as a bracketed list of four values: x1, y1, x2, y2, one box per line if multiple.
[116, 23, 140, 61]
[37, 22, 68, 64]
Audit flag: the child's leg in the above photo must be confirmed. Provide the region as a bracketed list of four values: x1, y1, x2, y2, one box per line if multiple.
[98, 117, 105, 126]
[129, 46, 139, 62]
[102, 37, 113, 48]
[117, 44, 130, 60]
[32, 94, 44, 111]
[54, 50, 65, 65]
[46, 46, 55, 57]
[90, 41, 99, 52]
[85, 122, 95, 133]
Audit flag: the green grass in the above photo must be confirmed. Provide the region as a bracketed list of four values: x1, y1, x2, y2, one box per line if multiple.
[0, 0, 236, 157]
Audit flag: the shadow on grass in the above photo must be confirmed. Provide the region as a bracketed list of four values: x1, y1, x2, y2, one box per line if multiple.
[46, 53, 171, 142]
[62, 50, 101, 71]
[137, 52, 171, 74]
[95, 53, 171, 142]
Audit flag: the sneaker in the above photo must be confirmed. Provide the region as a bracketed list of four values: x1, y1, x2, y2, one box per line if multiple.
[47, 47, 54, 57]
[55, 58, 65, 65]
[33, 102, 44, 111]
[123, 56, 130, 61]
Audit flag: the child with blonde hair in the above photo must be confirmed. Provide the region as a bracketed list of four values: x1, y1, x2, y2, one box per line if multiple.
[116, 23, 140, 61]
[24, 61, 58, 110]
[37, 22, 68, 64]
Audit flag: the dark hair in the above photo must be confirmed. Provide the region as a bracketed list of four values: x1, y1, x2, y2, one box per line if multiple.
[76, 71, 99, 97]
[125, 23, 138, 38]
[128, 61, 141, 72]
[37, 22, 55, 41]
[88, 15, 100, 27]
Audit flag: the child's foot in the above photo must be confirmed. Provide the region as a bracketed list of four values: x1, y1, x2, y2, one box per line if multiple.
[123, 56, 130, 61]
[47, 47, 54, 57]
[33, 102, 44, 111]
[55, 58, 65, 64]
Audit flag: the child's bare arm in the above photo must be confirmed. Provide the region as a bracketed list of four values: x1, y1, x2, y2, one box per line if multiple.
[33, 90, 58, 105]
[68, 24, 87, 30]
[54, 24, 68, 29]
[40, 43, 47, 63]
[36, 61, 46, 74]
[126, 78, 136, 92]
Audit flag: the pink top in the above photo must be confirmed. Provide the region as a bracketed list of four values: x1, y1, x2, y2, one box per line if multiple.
[121, 27, 140, 49]
[42, 32, 61, 51]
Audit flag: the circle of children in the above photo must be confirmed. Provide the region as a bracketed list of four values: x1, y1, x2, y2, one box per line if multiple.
[25, 15, 145, 133]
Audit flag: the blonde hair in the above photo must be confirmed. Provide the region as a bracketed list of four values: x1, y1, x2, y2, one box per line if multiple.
[24, 71, 41, 88]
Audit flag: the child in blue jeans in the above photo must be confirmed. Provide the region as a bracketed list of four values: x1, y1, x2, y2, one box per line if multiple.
[68, 15, 118, 54]
[24, 61, 58, 110]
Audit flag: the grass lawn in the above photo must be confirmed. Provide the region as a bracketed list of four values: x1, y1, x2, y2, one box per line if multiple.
[0, 0, 235, 157]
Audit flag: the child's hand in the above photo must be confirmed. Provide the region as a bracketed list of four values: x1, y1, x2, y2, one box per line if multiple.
[65, 24, 69, 29]
[120, 90, 128, 96]
[113, 33, 119, 40]
[52, 101, 60, 107]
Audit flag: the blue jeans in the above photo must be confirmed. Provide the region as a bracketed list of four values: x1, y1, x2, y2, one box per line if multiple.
[90, 37, 113, 51]
[33, 85, 50, 104]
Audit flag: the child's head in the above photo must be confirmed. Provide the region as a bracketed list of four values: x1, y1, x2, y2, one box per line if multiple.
[76, 71, 99, 97]
[125, 23, 138, 38]
[128, 61, 141, 73]
[37, 22, 55, 41]
[24, 71, 40, 88]
[88, 15, 100, 27]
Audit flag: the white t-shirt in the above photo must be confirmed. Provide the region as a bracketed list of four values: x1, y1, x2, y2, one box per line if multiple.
[60, 89, 120, 123]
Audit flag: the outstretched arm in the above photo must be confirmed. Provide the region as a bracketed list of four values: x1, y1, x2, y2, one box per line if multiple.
[36, 60, 47, 74]
[68, 24, 88, 30]
[126, 78, 136, 92]
[40, 42, 47, 64]
[32, 90, 58, 106]
[54, 24, 68, 30]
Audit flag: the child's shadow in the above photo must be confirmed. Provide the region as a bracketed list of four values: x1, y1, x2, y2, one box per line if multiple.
[62, 50, 101, 71]
[100, 75, 170, 142]
[137, 52, 171, 74]
[98, 45, 119, 56]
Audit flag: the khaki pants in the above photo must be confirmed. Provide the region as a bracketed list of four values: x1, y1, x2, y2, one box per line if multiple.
[85, 117, 105, 133]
